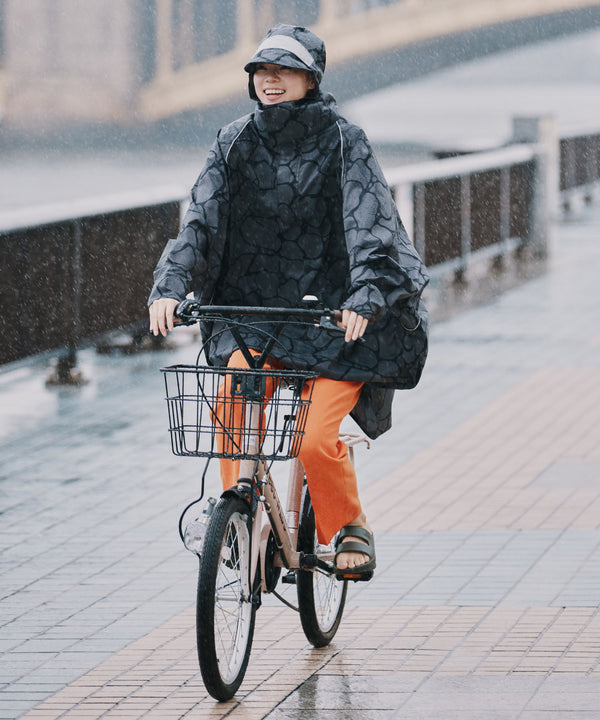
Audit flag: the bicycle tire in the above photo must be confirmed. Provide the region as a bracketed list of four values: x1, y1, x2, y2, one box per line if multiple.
[296, 485, 347, 647]
[196, 495, 256, 701]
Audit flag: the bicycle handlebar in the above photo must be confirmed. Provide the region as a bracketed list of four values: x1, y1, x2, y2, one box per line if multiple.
[174, 298, 342, 329]
[171, 298, 366, 370]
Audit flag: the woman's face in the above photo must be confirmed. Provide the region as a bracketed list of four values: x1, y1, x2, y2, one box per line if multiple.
[253, 63, 316, 104]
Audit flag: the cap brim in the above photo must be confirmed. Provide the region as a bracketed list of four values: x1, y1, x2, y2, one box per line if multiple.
[244, 48, 311, 74]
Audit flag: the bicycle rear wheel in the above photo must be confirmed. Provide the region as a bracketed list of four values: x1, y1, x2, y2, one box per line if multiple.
[296, 485, 347, 647]
[196, 495, 256, 701]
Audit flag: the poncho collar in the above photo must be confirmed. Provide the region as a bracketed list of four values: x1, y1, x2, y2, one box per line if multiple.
[254, 92, 339, 148]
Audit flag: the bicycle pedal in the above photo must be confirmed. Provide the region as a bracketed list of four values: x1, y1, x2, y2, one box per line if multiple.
[281, 571, 297, 585]
[336, 570, 374, 583]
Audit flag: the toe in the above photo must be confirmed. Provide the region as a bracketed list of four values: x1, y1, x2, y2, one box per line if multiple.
[336, 535, 370, 570]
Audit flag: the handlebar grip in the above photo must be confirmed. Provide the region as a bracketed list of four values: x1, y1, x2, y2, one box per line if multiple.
[174, 298, 194, 319]
[173, 299, 201, 325]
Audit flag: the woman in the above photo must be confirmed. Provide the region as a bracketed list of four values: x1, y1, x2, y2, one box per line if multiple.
[149, 24, 429, 579]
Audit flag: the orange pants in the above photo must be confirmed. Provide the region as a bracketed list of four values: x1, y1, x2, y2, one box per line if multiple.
[217, 350, 363, 544]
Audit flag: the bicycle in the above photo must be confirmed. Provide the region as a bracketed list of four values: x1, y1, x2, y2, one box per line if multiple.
[160, 299, 370, 701]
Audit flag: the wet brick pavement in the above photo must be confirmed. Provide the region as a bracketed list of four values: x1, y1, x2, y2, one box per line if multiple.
[1, 203, 600, 719]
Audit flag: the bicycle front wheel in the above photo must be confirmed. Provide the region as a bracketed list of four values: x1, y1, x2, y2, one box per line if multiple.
[296, 485, 347, 647]
[196, 495, 256, 701]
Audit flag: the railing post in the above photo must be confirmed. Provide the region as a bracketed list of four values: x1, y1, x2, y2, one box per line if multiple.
[393, 182, 414, 246]
[499, 166, 510, 242]
[413, 182, 426, 263]
[459, 174, 471, 277]
[47, 218, 86, 386]
[72, 218, 82, 346]
[511, 115, 559, 258]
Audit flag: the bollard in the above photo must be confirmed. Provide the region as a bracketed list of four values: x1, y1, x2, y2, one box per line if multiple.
[512, 115, 559, 258]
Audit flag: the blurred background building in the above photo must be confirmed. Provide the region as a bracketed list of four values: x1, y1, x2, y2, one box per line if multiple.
[1, 0, 599, 143]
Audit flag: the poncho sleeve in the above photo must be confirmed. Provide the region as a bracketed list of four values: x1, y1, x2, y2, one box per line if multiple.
[148, 135, 230, 306]
[339, 123, 428, 319]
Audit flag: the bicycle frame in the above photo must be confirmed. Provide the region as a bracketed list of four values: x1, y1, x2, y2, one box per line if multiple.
[235, 399, 306, 595]
[236, 403, 369, 596]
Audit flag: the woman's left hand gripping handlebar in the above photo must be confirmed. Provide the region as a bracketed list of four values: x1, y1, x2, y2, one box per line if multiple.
[340, 309, 369, 343]
[149, 298, 180, 337]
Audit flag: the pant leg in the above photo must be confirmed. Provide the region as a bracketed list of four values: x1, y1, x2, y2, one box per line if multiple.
[298, 378, 364, 545]
[215, 349, 277, 490]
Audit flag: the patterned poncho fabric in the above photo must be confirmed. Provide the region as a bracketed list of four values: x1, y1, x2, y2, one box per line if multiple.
[149, 93, 429, 437]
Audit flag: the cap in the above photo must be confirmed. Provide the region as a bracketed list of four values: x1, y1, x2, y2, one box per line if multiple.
[245, 24, 326, 91]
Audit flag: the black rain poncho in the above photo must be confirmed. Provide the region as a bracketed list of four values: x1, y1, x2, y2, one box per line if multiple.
[149, 93, 429, 438]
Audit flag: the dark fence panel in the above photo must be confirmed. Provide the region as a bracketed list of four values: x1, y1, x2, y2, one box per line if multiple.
[0, 201, 181, 365]
[422, 176, 462, 267]
[560, 132, 600, 192]
[79, 205, 177, 337]
[470, 169, 501, 252]
[1, 223, 76, 363]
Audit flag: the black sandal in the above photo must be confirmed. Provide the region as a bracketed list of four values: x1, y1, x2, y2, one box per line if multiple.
[334, 525, 376, 582]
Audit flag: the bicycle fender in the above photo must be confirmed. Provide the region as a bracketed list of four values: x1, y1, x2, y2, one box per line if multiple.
[221, 486, 249, 502]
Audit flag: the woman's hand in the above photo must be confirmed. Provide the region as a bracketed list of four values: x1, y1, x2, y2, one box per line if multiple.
[340, 309, 369, 343]
[149, 298, 180, 337]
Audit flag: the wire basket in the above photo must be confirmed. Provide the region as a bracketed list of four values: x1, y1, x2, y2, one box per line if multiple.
[161, 365, 317, 460]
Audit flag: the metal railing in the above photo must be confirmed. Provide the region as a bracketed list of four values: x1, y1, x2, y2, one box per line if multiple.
[0, 188, 184, 367]
[386, 145, 537, 276]
[2, 120, 599, 370]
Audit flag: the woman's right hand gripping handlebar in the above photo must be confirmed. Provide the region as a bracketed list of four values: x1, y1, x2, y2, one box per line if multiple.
[149, 298, 180, 337]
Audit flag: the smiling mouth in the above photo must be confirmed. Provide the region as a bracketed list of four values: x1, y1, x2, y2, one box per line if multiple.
[264, 89, 285, 97]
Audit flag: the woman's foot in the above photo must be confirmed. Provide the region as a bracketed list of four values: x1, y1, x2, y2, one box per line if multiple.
[335, 512, 373, 570]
